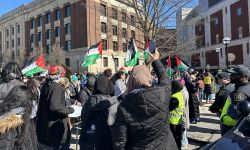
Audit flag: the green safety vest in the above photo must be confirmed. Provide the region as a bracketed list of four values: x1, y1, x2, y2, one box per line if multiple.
[169, 91, 185, 125]
[220, 98, 238, 126]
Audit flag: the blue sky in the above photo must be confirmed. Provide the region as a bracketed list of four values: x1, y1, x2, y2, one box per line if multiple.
[0, 0, 32, 16]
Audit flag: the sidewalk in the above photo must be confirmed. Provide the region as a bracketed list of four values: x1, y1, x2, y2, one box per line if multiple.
[187, 104, 221, 150]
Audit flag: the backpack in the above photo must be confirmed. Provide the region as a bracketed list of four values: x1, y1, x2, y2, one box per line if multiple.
[80, 111, 113, 150]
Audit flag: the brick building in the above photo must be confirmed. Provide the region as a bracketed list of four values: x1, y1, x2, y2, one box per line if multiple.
[0, 0, 144, 73]
[177, 0, 250, 69]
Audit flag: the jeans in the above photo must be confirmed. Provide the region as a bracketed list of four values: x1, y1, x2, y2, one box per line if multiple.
[181, 128, 188, 148]
[199, 89, 204, 102]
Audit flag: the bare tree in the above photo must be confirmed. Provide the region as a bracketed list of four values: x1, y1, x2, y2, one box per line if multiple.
[124, 0, 193, 39]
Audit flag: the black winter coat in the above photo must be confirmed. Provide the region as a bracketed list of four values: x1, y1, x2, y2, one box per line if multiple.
[186, 81, 200, 119]
[0, 115, 38, 150]
[112, 60, 178, 150]
[36, 79, 74, 147]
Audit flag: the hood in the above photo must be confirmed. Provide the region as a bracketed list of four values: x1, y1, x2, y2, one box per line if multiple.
[0, 114, 23, 134]
[86, 95, 118, 111]
[123, 87, 169, 118]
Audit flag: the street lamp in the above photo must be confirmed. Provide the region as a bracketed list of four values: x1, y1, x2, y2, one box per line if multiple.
[223, 37, 231, 69]
[216, 48, 220, 69]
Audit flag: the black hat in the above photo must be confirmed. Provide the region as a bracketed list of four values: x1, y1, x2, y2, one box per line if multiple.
[226, 65, 250, 77]
[217, 72, 230, 80]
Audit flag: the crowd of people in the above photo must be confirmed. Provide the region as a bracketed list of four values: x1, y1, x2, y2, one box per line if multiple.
[0, 49, 250, 150]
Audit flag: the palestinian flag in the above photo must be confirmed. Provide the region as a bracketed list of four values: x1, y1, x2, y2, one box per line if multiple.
[167, 55, 172, 78]
[125, 38, 140, 67]
[144, 39, 149, 61]
[175, 55, 189, 71]
[82, 41, 102, 68]
[22, 53, 46, 77]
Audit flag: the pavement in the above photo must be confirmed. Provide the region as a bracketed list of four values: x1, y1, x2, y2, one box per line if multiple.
[187, 103, 221, 150]
[70, 103, 221, 150]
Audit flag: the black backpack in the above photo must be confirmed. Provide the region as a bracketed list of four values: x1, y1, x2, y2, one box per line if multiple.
[80, 111, 113, 150]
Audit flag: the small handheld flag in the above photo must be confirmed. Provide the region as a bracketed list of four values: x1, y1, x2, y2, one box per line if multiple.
[82, 41, 102, 68]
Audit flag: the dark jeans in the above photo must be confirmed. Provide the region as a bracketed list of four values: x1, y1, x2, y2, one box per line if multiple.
[220, 123, 233, 136]
[170, 124, 182, 149]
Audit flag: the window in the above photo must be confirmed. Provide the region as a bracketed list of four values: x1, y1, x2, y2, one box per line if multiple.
[131, 30, 135, 38]
[238, 116, 250, 137]
[65, 5, 70, 17]
[216, 34, 220, 44]
[112, 8, 118, 20]
[103, 57, 108, 67]
[131, 15, 135, 26]
[55, 9, 60, 20]
[113, 25, 118, 36]
[247, 43, 250, 54]
[12, 51, 14, 59]
[225, 7, 227, 14]
[114, 58, 119, 68]
[214, 17, 218, 25]
[31, 19, 34, 29]
[12, 39, 14, 47]
[11, 26, 14, 35]
[6, 41, 9, 48]
[65, 58, 71, 67]
[47, 29, 51, 39]
[113, 41, 118, 51]
[6, 29, 9, 37]
[238, 26, 243, 38]
[122, 12, 126, 23]
[55, 27, 60, 37]
[38, 16, 42, 26]
[46, 13, 51, 24]
[102, 39, 108, 50]
[31, 34, 34, 43]
[237, 7, 242, 16]
[65, 40, 71, 51]
[123, 43, 127, 52]
[38, 32, 42, 42]
[100, 4, 106, 16]
[17, 25, 20, 33]
[65, 23, 71, 35]
[46, 44, 51, 54]
[122, 28, 127, 37]
[17, 38, 20, 46]
[101, 22, 107, 33]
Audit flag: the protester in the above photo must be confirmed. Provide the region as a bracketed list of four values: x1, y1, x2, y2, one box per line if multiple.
[36, 65, 74, 149]
[0, 83, 39, 149]
[79, 74, 118, 150]
[169, 80, 185, 149]
[0, 62, 23, 103]
[185, 76, 200, 124]
[179, 79, 190, 149]
[204, 71, 213, 103]
[112, 50, 178, 150]
[79, 75, 96, 106]
[114, 70, 127, 99]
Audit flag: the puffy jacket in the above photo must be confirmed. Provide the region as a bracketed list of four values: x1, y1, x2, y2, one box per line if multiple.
[0, 79, 23, 103]
[111, 60, 177, 150]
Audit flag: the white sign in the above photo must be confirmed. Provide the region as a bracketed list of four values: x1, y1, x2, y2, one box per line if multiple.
[228, 53, 236, 62]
